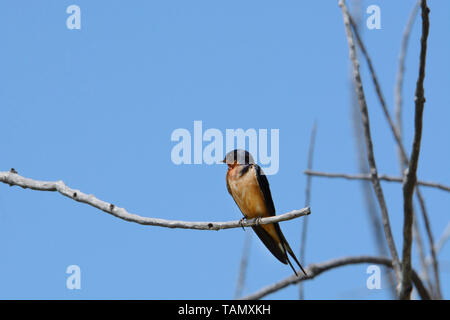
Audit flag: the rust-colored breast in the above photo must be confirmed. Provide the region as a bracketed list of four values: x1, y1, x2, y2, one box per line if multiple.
[226, 165, 282, 245]
[227, 165, 269, 219]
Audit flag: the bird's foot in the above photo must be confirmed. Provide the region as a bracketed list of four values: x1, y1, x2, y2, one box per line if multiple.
[239, 217, 247, 231]
[255, 216, 263, 226]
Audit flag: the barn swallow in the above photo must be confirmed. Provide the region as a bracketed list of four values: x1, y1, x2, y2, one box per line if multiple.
[223, 149, 306, 276]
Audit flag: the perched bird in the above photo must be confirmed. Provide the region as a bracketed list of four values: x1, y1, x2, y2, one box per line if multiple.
[223, 149, 306, 276]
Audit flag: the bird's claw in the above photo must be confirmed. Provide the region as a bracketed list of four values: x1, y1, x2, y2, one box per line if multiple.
[239, 218, 246, 231]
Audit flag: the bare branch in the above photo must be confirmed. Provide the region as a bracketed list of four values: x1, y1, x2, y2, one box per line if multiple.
[349, 15, 402, 148]
[348, 1, 440, 298]
[0, 170, 310, 230]
[395, 1, 420, 161]
[304, 170, 450, 192]
[234, 231, 252, 299]
[299, 121, 317, 300]
[413, 175, 441, 298]
[394, 1, 433, 298]
[422, 222, 450, 281]
[347, 2, 396, 296]
[399, 0, 430, 300]
[434, 222, 450, 254]
[339, 0, 401, 281]
[241, 256, 431, 300]
[413, 217, 434, 295]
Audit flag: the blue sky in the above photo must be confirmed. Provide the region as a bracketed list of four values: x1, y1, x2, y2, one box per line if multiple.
[0, 0, 449, 299]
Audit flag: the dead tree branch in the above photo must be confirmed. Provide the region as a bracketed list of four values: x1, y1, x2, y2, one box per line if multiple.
[395, 1, 420, 165]
[395, 1, 433, 297]
[234, 231, 252, 299]
[303, 170, 450, 192]
[348, 1, 440, 298]
[241, 255, 431, 300]
[421, 222, 450, 285]
[347, 2, 395, 296]
[399, 0, 430, 300]
[413, 217, 434, 294]
[339, 0, 401, 282]
[434, 222, 450, 254]
[0, 170, 310, 231]
[299, 121, 317, 300]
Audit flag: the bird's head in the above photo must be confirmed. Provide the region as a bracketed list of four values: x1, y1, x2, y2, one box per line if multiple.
[222, 149, 255, 168]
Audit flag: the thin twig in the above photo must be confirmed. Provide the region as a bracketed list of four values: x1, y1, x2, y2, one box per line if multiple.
[399, 0, 430, 300]
[349, 14, 401, 152]
[303, 170, 450, 192]
[395, 1, 420, 165]
[348, 3, 396, 296]
[413, 217, 433, 294]
[434, 222, 450, 254]
[234, 231, 252, 299]
[241, 255, 431, 300]
[0, 170, 310, 230]
[413, 170, 441, 298]
[394, 1, 433, 298]
[299, 121, 317, 300]
[339, 0, 402, 282]
[421, 222, 450, 283]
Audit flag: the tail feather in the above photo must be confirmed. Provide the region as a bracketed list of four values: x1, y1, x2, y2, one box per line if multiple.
[286, 244, 307, 276]
[285, 255, 299, 277]
[280, 236, 308, 277]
